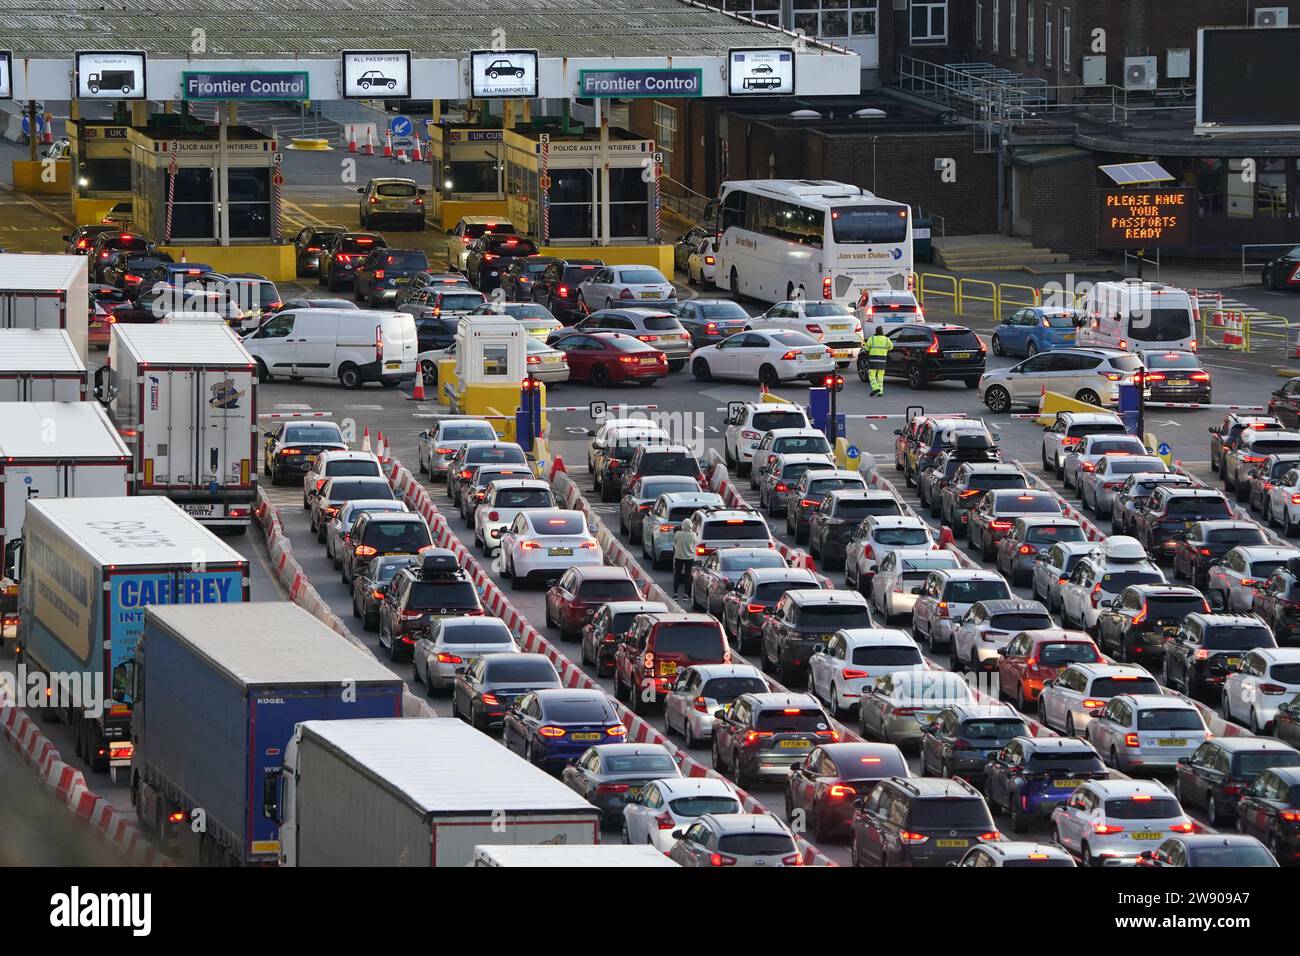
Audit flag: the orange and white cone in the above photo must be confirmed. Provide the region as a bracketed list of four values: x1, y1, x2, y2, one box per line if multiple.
[410, 373, 426, 402]
[363, 126, 375, 156]
[382, 128, 393, 158]
[411, 135, 423, 163]
[395, 143, 408, 164]
[347, 125, 358, 153]
[361, 426, 371, 452]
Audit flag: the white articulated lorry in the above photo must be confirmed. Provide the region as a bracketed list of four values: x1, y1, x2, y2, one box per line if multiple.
[470, 844, 680, 867]
[272, 718, 603, 867]
[101, 323, 258, 533]
[0, 329, 88, 401]
[0, 253, 89, 363]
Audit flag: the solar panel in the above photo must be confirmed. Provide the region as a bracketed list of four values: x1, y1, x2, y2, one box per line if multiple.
[1100, 162, 1175, 185]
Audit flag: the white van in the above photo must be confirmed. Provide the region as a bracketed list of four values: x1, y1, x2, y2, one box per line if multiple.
[1079, 280, 1197, 353]
[242, 308, 417, 389]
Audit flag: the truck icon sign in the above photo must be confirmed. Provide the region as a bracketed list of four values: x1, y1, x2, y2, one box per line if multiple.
[88, 69, 135, 95]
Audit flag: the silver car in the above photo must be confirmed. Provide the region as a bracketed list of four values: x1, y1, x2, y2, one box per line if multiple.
[1206, 545, 1300, 612]
[757, 452, 835, 516]
[668, 813, 801, 867]
[857, 668, 976, 749]
[1085, 695, 1209, 772]
[642, 491, 725, 569]
[979, 348, 1142, 413]
[1061, 434, 1149, 492]
[1051, 780, 1193, 866]
[1037, 663, 1163, 737]
[950, 599, 1053, 673]
[1030, 540, 1097, 612]
[868, 548, 961, 622]
[1078, 454, 1167, 514]
[911, 569, 1012, 651]
[413, 616, 519, 691]
[750, 427, 834, 490]
[844, 515, 936, 593]
[417, 418, 499, 479]
[558, 308, 692, 370]
[577, 265, 677, 311]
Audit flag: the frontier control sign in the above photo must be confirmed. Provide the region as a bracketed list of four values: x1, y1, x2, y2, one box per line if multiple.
[1098, 188, 1192, 248]
[183, 71, 309, 101]
[578, 69, 702, 98]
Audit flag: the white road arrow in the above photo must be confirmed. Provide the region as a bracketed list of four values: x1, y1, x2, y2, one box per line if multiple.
[1156, 420, 1182, 427]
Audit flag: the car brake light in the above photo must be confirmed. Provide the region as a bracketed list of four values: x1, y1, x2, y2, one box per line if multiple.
[990, 520, 1012, 531]
[926, 340, 940, 354]
[596, 783, 629, 794]
[618, 288, 635, 300]
[828, 784, 855, 798]
[1082, 698, 1105, 709]
[371, 589, 384, 600]
[400, 609, 423, 620]
[937, 601, 949, 618]
[480, 693, 499, 706]
[822, 276, 832, 299]
[841, 668, 868, 680]
[1261, 683, 1288, 695]
[694, 697, 711, 713]
[1169, 822, 1195, 833]
[1018, 544, 1035, 554]
[1090, 584, 1103, 607]
[1190, 371, 1210, 381]
[1094, 823, 1124, 834]
[710, 852, 737, 867]
[436, 652, 463, 664]
[368, 196, 378, 204]
[521, 541, 542, 550]
[1143, 372, 1166, 383]
[978, 832, 1002, 843]
[744, 731, 773, 744]
[900, 831, 930, 845]
[658, 524, 674, 532]
[706, 256, 716, 266]
[1124, 733, 1140, 747]
[746, 603, 767, 614]
[654, 810, 676, 830]
[538, 726, 566, 737]
[606, 724, 627, 736]
[354, 545, 377, 558]
[1280, 810, 1300, 822]
[375, 325, 383, 363]
[959, 489, 983, 498]
[817, 729, 840, 741]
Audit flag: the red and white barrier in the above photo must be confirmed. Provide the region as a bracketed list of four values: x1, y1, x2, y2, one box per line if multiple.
[1142, 402, 1266, 411]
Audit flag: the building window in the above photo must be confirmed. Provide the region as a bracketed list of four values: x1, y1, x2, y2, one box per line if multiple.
[1227, 159, 1253, 218]
[1062, 7, 1071, 68]
[171, 166, 215, 240]
[1026, 3, 1035, 63]
[794, 0, 852, 38]
[724, 0, 781, 28]
[992, 0, 1000, 53]
[1043, 5, 1053, 68]
[1009, 0, 1017, 56]
[1190, 158, 1225, 216]
[549, 168, 596, 241]
[975, 0, 983, 48]
[609, 167, 650, 239]
[1258, 159, 1287, 218]
[851, 0, 879, 38]
[910, 0, 948, 43]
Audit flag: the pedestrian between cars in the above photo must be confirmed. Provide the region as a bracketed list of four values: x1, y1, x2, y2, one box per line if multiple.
[865, 325, 893, 397]
[672, 522, 699, 597]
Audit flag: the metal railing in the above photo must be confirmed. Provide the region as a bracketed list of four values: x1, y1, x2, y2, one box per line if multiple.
[660, 176, 712, 228]
[1241, 242, 1298, 286]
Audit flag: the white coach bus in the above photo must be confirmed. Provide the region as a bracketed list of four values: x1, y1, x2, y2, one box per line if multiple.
[712, 180, 913, 306]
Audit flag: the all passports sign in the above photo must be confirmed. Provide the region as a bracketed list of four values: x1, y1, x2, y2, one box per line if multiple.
[1098, 188, 1192, 247]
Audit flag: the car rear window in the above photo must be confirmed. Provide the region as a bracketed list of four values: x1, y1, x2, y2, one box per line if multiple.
[778, 463, 816, 482]
[340, 235, 383, 253]
[361, 522, 431, 551]
[467, 446, 528, 465]
[1099, 570, 1165, 591]
[487, 237, 538, 256]
[1251, 439, 1300, 456]
[1037, 642, 1101, 666]
[1068, 422, 1128, 438]
[1270, 663, 1300, 683]
[1025, 525, 1085, 544]
[1107, 459, 1166, 476]
[934, 329, 982, 350]
[1237, 752, 1300, 776]
[106, 236, 151, 252]
[619, 269, 666, 284]
[484, 659, 557, 683]
[640, 453, 701, 477]
[406, 580, 478, 609]
[327, 480, 394, 502]
[703, 520, 769, 541]
[943, 580, 1012, 603]
[717, 833, 795, 856]
[326, 460, 381, 477]
[754, 709, 828, 732]
[1090, 676, 1162, 697]
[1187, 844, 1277, 867]
[607, 611, 649, 634]
[640, 477, 699, 498]
[376, 182, 418, 197]
[642, 315, 683, 331]
[438, 423, 495, 441]
[996, 494, 1061, 514]
[1104, 797, 1182, 819]
[969, 474, 1027, 491]
[285, 425, 343, 443]
[1145, 595, 1208, 619]
[1108, 354, 1144, 372]
[700, 676, 769, 701]
[373, 561, 410, 584]
[697, 301, 748, 319]
[1003, 858, 1076, 867]
[961, 718, 1029, 739]
[1205, 528, 1268, 546]
[545, 699, 615, 723]
[901, 556, 959, 573]
[604, 753, 677, 774]
[667, 506, 705, 522]
[770, 332, 819, 347]
[798, 604, 871, 628]
[440, 293, 487, 311]
[851, 645, 923, 666]
[651, 624, 726, 660]
[577, 578, 641, 601]
[382, 251, 429, 269]
[872, 526, 931, 547]
[670, 795, 742, 817]
[506, 304, 553, 320]
[440, 622, 513, 645]
[809, 478, 865, 496]
[1146, 351, 1202, 370]
[1166, 497, 1233, 517]
[532, 514, 586, 536]
[562, 265, 599, 281]
[990, 612, 1054, 632]
[1025, 751, 1105, 773]
[774, 436, 832, 455]
[752, 411, 808, 431]
[1135, 708, 1203, 731]
[1201, 625, 1276, 651]
[907, 799, 993, 829]
[719, 551, 786, 572]
[493, 488, 553, 509]
[834, 498, 902, 520]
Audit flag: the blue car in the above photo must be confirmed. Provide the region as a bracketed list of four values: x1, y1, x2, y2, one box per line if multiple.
[990, 307, 1082, 357]
[982, 736, 1107, 832]
[501, 687, 627, 772]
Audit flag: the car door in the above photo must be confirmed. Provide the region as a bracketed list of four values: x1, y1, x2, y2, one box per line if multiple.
[809, 635, 839, 700]
[247, 310, 299, 376]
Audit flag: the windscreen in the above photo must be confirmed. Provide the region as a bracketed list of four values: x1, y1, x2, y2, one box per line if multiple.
[544, 699, 614, 723]
[1145, 595, 1208, 619]
[906, 799, 993, 829]
[1104, 797, 1182, 819]
[577, 579, 641, 601]
[851, 645, 923, 666]
[604, 753, 677, 774]
[717, 833, 795, 856]
[834, 498, 902, 520]
[961, 718, 1029, 740]
[1090, 676, 1162, 697]
[1202, 625, 1276, 651]
[753, 709, 829, 732]
[671, 795, 742, 816]
[705, 520, 769, 541]
[1128, 309, 1192, 343]
[700, 676, 769, 701]
[752, 411, 808, 431]
[327, 480, 394, 503]
[990, 613, 1054, 632]
[943, 580, 1012, 603]
[406, 580, 478, 609]
[1026, 525, 1086, 544]
[872, 526, 931, 546]
[532, 514, 586, 536]
[1037, 643, 1101, 666]
[651, 624, 726, 660]
[484, 659, 557, 683]
[1135, 708, 1204, 732]
[361, 522, 431, 551]
[467, 446, 528, 465]
[798, 604, 871, 628]
[326, 460, 382, 477]
[1166, 497, 1233, 518]
[831, 206, 908, 244]
[774, 436, 832, 455]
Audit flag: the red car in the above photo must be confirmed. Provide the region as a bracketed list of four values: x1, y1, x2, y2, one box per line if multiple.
[784, 742, 908, 842]
[614, 613, 730, 715]
[545, 566, 642, 639]
[550, 331, 667, 386]
[996, 628, 1103, 710]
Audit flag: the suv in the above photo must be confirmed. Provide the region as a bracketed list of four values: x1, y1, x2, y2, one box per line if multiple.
[1172, 520, 1268, 588]
[588, 420, 671, 501]
[1037, 662, 1163, 736]
[377, 550, 484, 661]
[1086, 694, 1209, 773]
[894, 413, 971, 473]
[642, 492, 725, 569]
[757, 453, 835, 516]
[500, 255, 560, 302]
[760, 589, 872, 683]
[850, 777, 999, 868]
[785, 468, 867, 543]
[446, 441, 529, 509]
[967, 489, 1063, 562]
[474, 479, 555, 555]
[995, 628, 1105, 709]
[358, 177, 426, 230]
[720, 567, 822, 652]
[950, 598, 1054, 673]
[1208, 414, 1284, 476]
[724, 402, 812, 476]
[807, 490, 903, 570]
[1095, 584, 1210, 663]
[919, 446, 1001, 515]
[318, 231, 387, 291]
[1059, 537, 1166, 633]
[618, 444, 706, 501]
[1132, 487, 1235, 562]
[918, 703, 1028, 781]
[845, 516, 936, 593]
[912, 569, 1013, 651]
[902, 417, 996, 488]
[1224, 429, 1300, 496]
[1040, 410, 1128, 474]
[1051, 780, 1193, 866]
[711, 692, 835, 786]
[668, 812, 801, 868]
[353, 247, 430, 305]
[689, 546, 786, 616]
[464, 233, 539, 293]
[1251, 453, 1300, 515]
[1177, 737, 1300, 826]
[994, 516, 1086, 586]
[806, 628, 925, 719]
[560, 309, 693, 371]
[614, 613, 730, 715]
[980, 347, 1141, 412]
[579, 600, 670, 678]
[532, 258, 604, 319]
[1252, 557, 1300, 645]
[545, 566, 642, 639]
[446, 216, 516, 272]
[1163, 613, 1278, 699]
[1111, 472, 1195, 534]
[983, 736, 1108, 833]
[340, 511, 432, 584]
[864, 323, 986, 392]
[292, 225, 346, 276]
[1060, 433, 1149, 491]
[938, 462, 1028, 536]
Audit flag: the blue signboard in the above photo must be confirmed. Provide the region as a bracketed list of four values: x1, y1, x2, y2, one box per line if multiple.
[390, 115, 413, 137]
[183, 71, 309, 101]
[578, 68, 703, 99]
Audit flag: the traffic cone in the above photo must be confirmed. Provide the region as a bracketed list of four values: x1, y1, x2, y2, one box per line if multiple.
[938, 526, 955, 548]
[382, 128, 393, 158]
[361, 426, 371, 452]
[410, 373, 426, 402]
[411, 135, 423, 163]
[180, 249, 187, 262]
[363, 126, 375, 156]
[347, 125, 358, 153]
[376, 431, 386, 459]
[549, 456, 567, 481]
[41, 115, 53, 146]
[394, 143, 408, 164]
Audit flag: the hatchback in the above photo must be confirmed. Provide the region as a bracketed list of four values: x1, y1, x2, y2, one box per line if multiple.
[984, 736, 1107, 833]
[990, 307, 1082, 357]
[850, 776, 1000, 867]
[1051, 780, 1194, 866]
[358, 177, 425, 230]
[785, 742, 909, 842]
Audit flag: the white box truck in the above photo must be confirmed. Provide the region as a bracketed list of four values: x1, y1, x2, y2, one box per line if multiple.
[0, 401, 132, 653]
[470, 844, 680, 867]
[0, 253, 89, 364]
[101, 323, 257, 533]
[273, 718, 602, 867]
[0, 329, 87, 401]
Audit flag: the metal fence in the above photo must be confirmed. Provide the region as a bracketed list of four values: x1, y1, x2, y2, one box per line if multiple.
[660, 176, 712, 228]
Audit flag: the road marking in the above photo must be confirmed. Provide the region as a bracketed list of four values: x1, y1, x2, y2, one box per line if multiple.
[345, 404, 383, 410]
[282, 197, 330, 228]
[0, 182, 73, 227]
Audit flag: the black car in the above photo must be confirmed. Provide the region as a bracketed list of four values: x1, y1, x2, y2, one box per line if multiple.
[532, 259, 604, 320]
[102, 251, 174, 293]
[318, 231, 387, 291]
[1251, 557, 1300, 645]
[1269, 378, 1300, 430]
[580, 600, 670, 677]
[464, 234, 539, 293]
[1176, 737, 1300, 825]
[721, 567, 823, 653]
[88, 231, 154, 283]
[1172, 520, 1268, 587]
[1163, 612, 1277, 700]
[413, 313, 460, 354]
[1095, 585, 1210, 663]
[63, 224, 117, 255]
[452, 652, 562, 730]
[350, 554, 417, 631]
[1137, 349, 1211, 404]
[1132, 487, 1236, 562]
[850, 776, 998, 868]
[1135, 834, 1280, 868]
[919, 705, 1029, 781]
[1235, 766, 1300, 862]
[859, 324, 986, 391]
[500, 255, 561, 301]
[262, 420, 348, 485]
[353, 247, 430, 305]
[807, 491, 903, 571]
[671, 299, 750, 349]
[377, 550, 484, 662]
[292, 224, 346, 277]
[761, 589, 872, 684]
[1262, 245, 1300, 291]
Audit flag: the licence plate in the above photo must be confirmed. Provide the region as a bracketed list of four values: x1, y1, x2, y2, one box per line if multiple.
[182, 503, 220, 517]
[1157, 738, 1187, 747]
[949, 352, 973, 359]
[548, 547, 573, 556]
[1130, 832, 1161, 841]
[1053, 779, 1082, 789]
[1170, 379, 1189, 386]
[385, 361, 401, 370]
[833, 349, 853, 358]
[936, 839, 968, 848]
[1062, 334, 1076, 342]
[1225, 657, 1241, 666]
[395, 277, 411, 285]
[828, 323, 850, 331]
[660, 662, 678, 676]
[640, 357, 658, 365]
[639, 291, 660, 299]
[571, 733, 601, 741]
[779, 739, 810, 749]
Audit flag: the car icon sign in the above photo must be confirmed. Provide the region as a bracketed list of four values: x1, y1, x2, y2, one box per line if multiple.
[486, 59, 526, 79]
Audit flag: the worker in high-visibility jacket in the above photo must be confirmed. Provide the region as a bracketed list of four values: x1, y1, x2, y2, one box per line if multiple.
[864, 326, 893, 396]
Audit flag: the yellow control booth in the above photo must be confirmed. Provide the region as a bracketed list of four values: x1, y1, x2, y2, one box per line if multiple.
[437, 313, 548, 444]
[427, 123, 509, 232]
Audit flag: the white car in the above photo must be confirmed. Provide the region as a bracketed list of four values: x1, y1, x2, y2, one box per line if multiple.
[622, 777, 742, 851]
[1206, 546, 1300, 612]
[950, 599, 1053, 673]
[1264, 464, 1300, 534]
[1222, 647, 1300, 733]
[413, 616, 519, 691]
[979, 348, 1142, 413]
[911, 569, 1012, 651]
[1061, 434, 1150, 492]
[1085, 694, 1210, 772]
[1040, 410, 1127, 475]
[723, 402, 812, 476]
[1059, 537, 1165, 634]
[578, 264, 676, 310]
[857, 668, 977, 748]
[1037, 663, 1164, 737]
[844, 516, 937, 592]
[690, 328, 833, 387]
[500, 509, 602, 588]
[1224, 429, 1300, 496]
[1051, 780, 1194, 866]
[662, 663, 769, 746]
[806, 628, 923, 720]
[748, 300, 863, 366]
[686, 237, 718, 287]
[325, 498, 409, 566]
[868, 548, 961, 621]
[1030, 540, 1097, 612]
[1078, 454, 1167, 514]
[303, 449, 382, 509]
[856, 289, 923, 325]
[473, 479, 556, 555]
[468, 301, 563, 339]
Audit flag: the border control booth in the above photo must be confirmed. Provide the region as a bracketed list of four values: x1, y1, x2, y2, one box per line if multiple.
[428, 123, 508, 231]
[67, 118, 133, 226]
